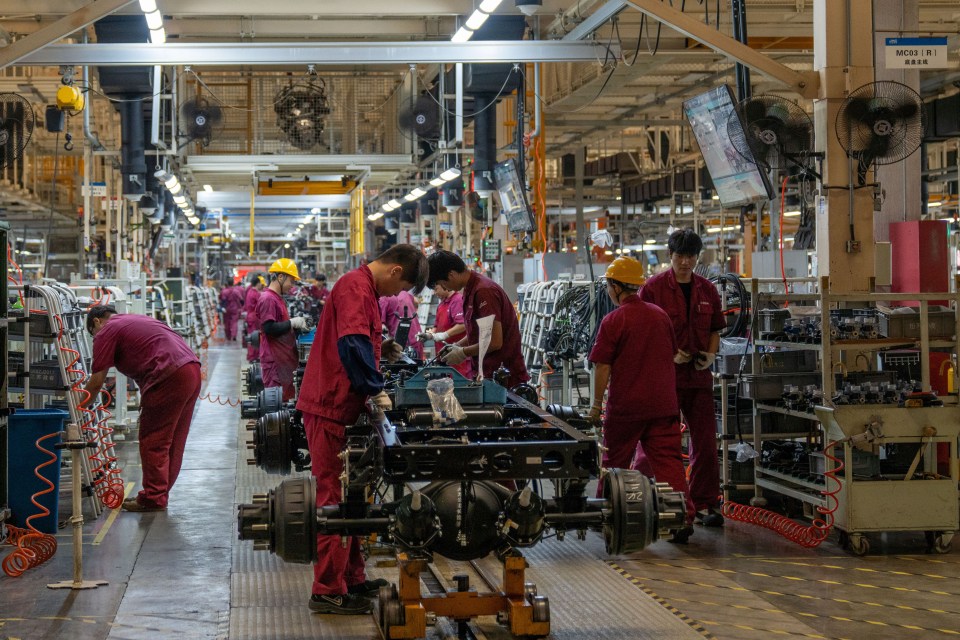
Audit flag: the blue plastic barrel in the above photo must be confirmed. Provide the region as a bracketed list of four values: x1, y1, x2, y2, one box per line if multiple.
[7, 409, 68, 534]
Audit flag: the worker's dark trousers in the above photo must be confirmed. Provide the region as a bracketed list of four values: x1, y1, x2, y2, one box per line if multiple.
[303, 412, 366, 596]
[223, 312, 239, 340]
[604, 416, 696, 525]
[135, 363, 202, 508]
[677, 387, 721, 511]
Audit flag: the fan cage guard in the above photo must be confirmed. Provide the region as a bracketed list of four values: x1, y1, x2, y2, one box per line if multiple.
[183, 73, 409, 156]
[728, 95, 814, 174]
[835, 80, 925, 167]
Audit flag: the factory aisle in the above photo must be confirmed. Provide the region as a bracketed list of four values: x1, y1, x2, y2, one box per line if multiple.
[2, 344, 959, 640]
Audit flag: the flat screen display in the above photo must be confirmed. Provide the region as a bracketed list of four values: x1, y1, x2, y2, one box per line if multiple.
[493, 158, 535, 233]
[683, 85, 773, 208]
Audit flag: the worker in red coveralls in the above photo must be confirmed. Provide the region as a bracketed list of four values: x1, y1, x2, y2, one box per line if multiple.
[306, 273, 330, 307]
[243, 273, 265, 362]
[296, 244, 426, 615]
[426, 250, 528, 388]
[256, 259, 309, 401]
[82, 306, 201, 512]
[378, 289, 423, 359]
[588, 257, 696, 543]
[417, 282, 471, 378]
[640, 228, 726, 528]
[221, 281, 244, 341]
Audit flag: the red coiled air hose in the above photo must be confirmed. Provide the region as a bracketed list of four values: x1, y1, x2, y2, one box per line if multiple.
[2, 432, 60, 577]
[722, 441, 844, 548]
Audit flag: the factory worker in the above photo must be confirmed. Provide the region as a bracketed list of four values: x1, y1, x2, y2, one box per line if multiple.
[256, 259, 308, 401]
[379, 289, 424, 359]
[640, 229, 726, 527]
[243, 273, 265, 362]
[588, 257, 696, 542]
[222, 281, 244, 341]
[307, 273, 330, 307]
[418, 282, 470, 378]
[426, 250, 529, 388]
[82, 305, 201, 512]
[295, 244, 426, 615]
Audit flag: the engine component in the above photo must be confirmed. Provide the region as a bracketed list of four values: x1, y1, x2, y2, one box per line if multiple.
[243, 362, 263, 396]
[237, 469, 684, 563]
[240, 385, 283, 419]
[404, 407, 505, 426]
[248, 409, 310, 475]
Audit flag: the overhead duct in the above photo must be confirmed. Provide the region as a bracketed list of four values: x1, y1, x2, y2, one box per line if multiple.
[93, 15, 153, 200]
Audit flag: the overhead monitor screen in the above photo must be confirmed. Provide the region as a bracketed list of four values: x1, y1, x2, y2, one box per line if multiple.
[683, 85, 773, 208]
[493, 158, 535, 233]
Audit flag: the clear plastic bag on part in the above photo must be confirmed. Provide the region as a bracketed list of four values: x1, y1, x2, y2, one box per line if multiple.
[735, 441, 760, 463]
[426, 377, 466, 426]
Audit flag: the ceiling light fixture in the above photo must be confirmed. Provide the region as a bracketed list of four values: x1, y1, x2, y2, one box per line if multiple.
[150, 27, 166, 44]
[367, 212, 385, 221]
[451, 0, 502, 43]
[203, 184, 213, 192]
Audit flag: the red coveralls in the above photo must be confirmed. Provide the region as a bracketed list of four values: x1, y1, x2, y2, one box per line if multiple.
[243, 286, 261, 362]
[461, 272, 529, 388]
[222, 286, 244, 341]
[92, 315, 201, 509]
[379, 290, 423, 358]
[296, 265, 381, 596]
[434, 291, 471, 378]
[588, 295, 695, 524]
[256, 288, 298, 401]
[640, 269, 725, 511]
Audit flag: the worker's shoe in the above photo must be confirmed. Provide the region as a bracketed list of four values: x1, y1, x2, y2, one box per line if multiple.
[695, 509, 724, 527]
[120, 499, 165, 512]
[348, 578, 390, 597]
[668, 526, 694, 544]
[308, 593, 373, 615]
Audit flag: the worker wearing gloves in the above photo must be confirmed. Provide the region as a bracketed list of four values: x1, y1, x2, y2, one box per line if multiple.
[418, 282, 470, 378]
[426, 250, 528, 388]
[640, 229, 726, 527]
[379, 289, 423, 359]
[243, 273, 265, 362]
[256, 258, 308, 401]
[588, 258, 696, 542]
[82, 305, 201, 512]
[295, 244, 426, 615]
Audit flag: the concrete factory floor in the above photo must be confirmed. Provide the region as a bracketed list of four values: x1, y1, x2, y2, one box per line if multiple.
[2, 345, 959, 640]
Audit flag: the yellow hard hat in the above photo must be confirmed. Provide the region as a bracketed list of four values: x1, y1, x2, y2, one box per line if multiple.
[605, 256, 645, 287]
[269, 258, 300, 280]
[257, 275, 266, 286]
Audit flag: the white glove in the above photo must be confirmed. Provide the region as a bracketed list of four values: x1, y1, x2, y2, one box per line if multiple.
[382, 338, 403, 363]
[695, 352, 717, 371]
[370, 390, 392, 411]
[674, 349, 693, 365]
[290, 316, 309, 331]
[432, 331, 449, 342]
[440, 345, 467, 365]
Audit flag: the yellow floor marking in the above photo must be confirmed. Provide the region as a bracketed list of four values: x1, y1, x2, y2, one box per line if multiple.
[92, 482, 133, 546]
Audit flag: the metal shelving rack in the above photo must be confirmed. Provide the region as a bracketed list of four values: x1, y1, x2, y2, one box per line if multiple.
[1, 221, 10, 527]
[721, 276, 960, 554]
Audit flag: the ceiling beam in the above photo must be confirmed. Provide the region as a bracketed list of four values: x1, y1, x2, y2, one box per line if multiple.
[16, 40, 620, 66]
[561, 0, 627, 41]
[0, 0, 137, 69]
[623, 0, 819, 98]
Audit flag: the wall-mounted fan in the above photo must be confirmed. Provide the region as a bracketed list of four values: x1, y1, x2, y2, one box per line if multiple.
[274, 77, 332, 150]
[728, 95, 813, 174]
[0, 93, 35, 170]
[179, 96, 224, 147]
[398, 93, 440, 139]
[836, 80, 924, 184]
